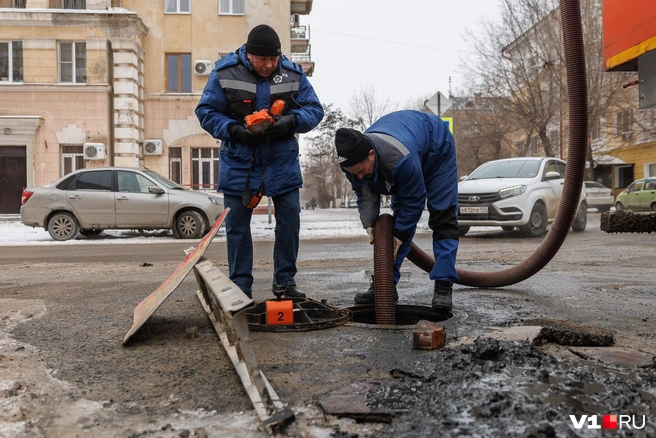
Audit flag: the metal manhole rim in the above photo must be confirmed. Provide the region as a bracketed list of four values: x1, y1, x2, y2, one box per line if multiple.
[244, 297, 352, 332]
[345, 303, 456, 330]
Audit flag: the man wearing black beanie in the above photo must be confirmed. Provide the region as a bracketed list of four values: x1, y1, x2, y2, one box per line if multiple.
[335, 110, 459, 312]
[196, 24, 324, 300]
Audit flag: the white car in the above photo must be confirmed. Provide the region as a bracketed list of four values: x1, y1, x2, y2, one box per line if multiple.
[457, 157, 587, 237]
[583, 181, 614, 212]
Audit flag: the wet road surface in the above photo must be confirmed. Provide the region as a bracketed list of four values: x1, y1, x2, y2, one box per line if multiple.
[0, 212, 655, 437]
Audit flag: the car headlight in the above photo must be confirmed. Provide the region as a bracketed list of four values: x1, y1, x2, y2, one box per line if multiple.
[208, 196, 223, 205]
[499, 185, 527, 199]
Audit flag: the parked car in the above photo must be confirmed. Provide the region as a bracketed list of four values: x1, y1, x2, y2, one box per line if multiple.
[583, 181, 614, 211]
[347, 198, 358, 208]
[20, 167, 224, 241]
[615, 178, 656, 211]
[457, 157, 587, 237]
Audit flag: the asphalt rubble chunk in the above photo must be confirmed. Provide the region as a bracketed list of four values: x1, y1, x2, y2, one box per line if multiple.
[319, 324, 656, 437]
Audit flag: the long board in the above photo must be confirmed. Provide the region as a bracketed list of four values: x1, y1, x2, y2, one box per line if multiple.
[122, 208, 229, 345]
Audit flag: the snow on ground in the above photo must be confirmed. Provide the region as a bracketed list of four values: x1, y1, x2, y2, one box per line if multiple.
[0, 208, 436, 246]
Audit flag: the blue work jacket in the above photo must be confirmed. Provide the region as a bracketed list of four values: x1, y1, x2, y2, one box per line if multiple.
[345, 110, 455, 241]
[196, 45, 323, 197]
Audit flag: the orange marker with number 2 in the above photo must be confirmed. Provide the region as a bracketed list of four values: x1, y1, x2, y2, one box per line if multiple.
[266, 300, 294, 325]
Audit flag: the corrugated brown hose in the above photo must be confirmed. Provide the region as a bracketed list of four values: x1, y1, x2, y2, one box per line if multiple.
[381, 0, 589, 290]
[373, 214, 397, 324]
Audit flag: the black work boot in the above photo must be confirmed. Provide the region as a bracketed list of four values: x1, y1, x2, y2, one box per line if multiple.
[273, 284, 306, 298]
[354, 275, 398, 304]
[432, 280, 453, 312]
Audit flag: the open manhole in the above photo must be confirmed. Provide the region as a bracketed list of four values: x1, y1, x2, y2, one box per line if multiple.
[346, 304, 452, 329]
[244, 297, 351, 332]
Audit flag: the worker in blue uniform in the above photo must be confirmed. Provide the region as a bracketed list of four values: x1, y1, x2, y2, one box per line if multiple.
[196, 24, 323, 299]
[335, 110, 459, 311]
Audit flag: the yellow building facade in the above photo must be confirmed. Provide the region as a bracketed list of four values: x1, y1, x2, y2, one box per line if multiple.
[0, 0, 315, 214]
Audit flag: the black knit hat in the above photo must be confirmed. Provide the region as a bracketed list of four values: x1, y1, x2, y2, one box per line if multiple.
[335, 128, 373, 168]
[246, 24, 282, 57]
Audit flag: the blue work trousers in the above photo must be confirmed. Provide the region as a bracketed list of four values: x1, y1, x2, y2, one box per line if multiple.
[393, 141, 459, 284]
[223, 189, 301, 296]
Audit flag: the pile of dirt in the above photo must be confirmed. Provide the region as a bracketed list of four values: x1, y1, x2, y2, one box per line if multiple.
[325, 339, 656, 437]
[601, 210, 656, 233]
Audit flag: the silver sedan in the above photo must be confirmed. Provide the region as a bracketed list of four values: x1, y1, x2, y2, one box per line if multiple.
[20, 167, 224, 241]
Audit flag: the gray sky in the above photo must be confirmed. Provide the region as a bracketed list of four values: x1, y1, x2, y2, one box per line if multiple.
[302, 0, 502, 113]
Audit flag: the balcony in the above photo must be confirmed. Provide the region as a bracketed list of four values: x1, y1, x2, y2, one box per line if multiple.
[291, 24, 309, 54]
[291, 45, 314, 77]
[290, 0, 313, 15]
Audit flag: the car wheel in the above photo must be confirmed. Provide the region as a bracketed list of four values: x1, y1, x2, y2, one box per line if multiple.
[615, 202, 624, 211]
[651, 203, 656, 212]
[520, 203, 548, 237]
[175, 210, 206, 239]
[572, 203, 587, 231]
[48, 212, 79, 241]
[80, 229, 103, 236]
[458, 225, 470, 237]
[501, 226, 514, 231]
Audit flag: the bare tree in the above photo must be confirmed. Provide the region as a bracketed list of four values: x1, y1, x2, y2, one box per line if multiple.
[463, 0, 563, 158]
[462, 0, 636, 180]
[347, 85, 396, 130]
[448, 93, 518, 174]
[579, 0, 636, 179]
[401, 93, 434, 112]
[302, 104, 358, 208]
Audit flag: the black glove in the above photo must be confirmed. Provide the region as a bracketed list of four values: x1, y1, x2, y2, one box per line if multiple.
[265, 114, 297, 139]
[228, 123, 266, 145]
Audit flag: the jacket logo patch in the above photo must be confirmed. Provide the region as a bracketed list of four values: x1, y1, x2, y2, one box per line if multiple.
[273, 75, 283, 83]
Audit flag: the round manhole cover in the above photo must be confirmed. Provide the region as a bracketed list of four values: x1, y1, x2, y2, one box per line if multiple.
[346, 304, 452, 329]
[244, 297, 351, 332]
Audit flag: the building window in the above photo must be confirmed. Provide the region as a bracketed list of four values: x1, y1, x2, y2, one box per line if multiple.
[59, 41, 86, 83]
[166, 53, 191, 93]
[614, 165, 634, 189]
[529, 137, 539, 157]
[191, 148, 220, 190]
[165, 0, 190, 13]
[616, 109, 633, 140]
[11, 0, 27, 7]
[590, 116, 601, 140]
[0, 41, 23, 83]
[169, 147, 181, 184]
[648, 108, 656, 129]
[219, 0, 243, 14]
[646, 162, 656, 178]
[49, 0, 86, 8]
[61, 145, 84, 176]
[548, 131, 558, 155]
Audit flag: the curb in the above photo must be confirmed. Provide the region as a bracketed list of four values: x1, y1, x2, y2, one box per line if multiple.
[0, 215, 21, 223]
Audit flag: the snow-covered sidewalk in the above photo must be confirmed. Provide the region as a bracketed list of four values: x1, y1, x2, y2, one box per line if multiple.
[0, 208, 433, 246]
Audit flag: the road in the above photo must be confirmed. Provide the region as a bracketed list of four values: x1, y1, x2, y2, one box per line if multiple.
[0, 212, 654, 437]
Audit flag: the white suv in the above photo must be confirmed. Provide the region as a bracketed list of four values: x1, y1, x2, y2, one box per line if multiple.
[457, 157, 587, 237]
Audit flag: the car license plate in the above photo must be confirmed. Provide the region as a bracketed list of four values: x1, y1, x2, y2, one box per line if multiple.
[460, 206, 488, 214]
